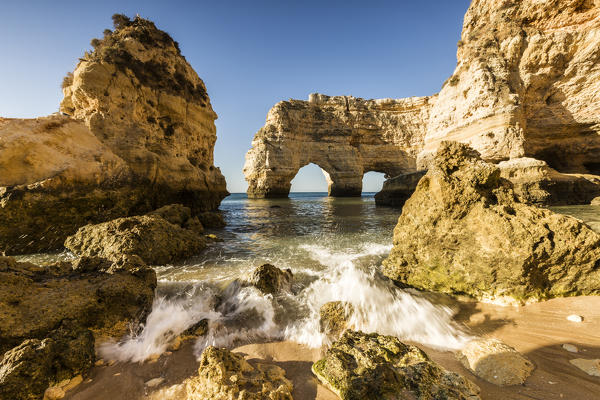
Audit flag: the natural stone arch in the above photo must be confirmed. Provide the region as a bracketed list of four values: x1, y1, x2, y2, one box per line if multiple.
[244, 94, 432, 198]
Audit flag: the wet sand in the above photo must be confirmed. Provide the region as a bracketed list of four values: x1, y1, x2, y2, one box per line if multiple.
[65, 296, 600, 400]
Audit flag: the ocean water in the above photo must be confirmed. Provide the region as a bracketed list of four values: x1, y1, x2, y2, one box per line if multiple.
[31, 193, 595, 363]
[100, 192, 472, 362]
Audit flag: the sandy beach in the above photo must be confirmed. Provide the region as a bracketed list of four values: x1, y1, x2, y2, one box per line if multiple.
[64, 295, 600, 400]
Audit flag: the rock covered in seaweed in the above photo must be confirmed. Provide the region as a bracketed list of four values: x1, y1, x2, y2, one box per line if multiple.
[312, 330, 480, 400]
[65, 204, 206, 265]
[184, 346, 293, 400]
[382, 141, 600, 303]
[319, 301, 354, 339]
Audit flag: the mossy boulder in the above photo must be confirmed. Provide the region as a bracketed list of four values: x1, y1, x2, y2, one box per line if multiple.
[249, 264, 293, 295]
[312, 330, 480, 400]
[184, 346, 293, 399]
[382, 141, 600, 303]
[65, 206, 206, 265]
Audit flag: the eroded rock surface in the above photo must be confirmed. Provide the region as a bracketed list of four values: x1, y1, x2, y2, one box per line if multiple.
[312, 330, 480, 400]
[249, 264, 293, 295]
[65, 204, 206, 265]
[244, 94, 433, 197]
[457, 339, 535, 386]
[382, 142, 600, 302]
[0, 15, 226, 254]
[184, 346, 293, 400]
[0, 255, 156, 354]
[319, 301, 354, 339]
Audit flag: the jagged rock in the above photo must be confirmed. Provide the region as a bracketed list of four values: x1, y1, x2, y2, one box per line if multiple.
[64, 209, 206, 265]
[312, 330, 480, 400]
[249, 264, 293, 295]
[0, 321, 94, 400]
[457, 339, 534, 386]
[0, 255, 156, 354]
[374, 170, 426, 207]
[319, 301, 354, 338]
[198, 211, 226, 229]
[244, 94, 432, 198]
[420, 0, 600, 173]
[184, 346, 293, 400]
[0, 15, 226, 255]
[382, 142, 600, 302]
[498, 158, 600, 205]
[149, 204, 203, 233]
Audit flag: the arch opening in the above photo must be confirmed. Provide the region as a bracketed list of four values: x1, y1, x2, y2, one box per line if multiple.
[362, 171, 386, 194]
[290, 163, 330, 193]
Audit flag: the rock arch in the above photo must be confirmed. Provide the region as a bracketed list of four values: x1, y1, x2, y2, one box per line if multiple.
[244, 94, 432, 198]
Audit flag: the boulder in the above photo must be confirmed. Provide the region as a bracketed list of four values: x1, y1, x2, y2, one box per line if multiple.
[498, 158, 600, 206]
[0, 255, 156, 354]
[0, 15, 227, 255]
[375, 170, 427, 208]
[184, 346, 293, 399]
[319, 301, 354, 339]
[457, 339, 534, 386]
[249, 264, 293, 295]
[0, 321, 94, 400]
[382, 142, 600, 303]
[64, 210, 206, 265]
[312, 330, 480, 400]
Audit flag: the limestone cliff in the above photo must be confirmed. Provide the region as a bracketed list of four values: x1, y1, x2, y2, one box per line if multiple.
[244, 93, 433, 197]
[246, 0, 600, 201]
[0, 15, 227, 254]
[421, 0, 600, 172]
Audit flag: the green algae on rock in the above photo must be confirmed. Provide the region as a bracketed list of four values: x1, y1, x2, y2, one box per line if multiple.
[185, 346, 293, 400]
[382, 141, 600, 303]
[319, 301, 354, 339]
[312, 330, 480, 400]
[64, 205, 206, 265]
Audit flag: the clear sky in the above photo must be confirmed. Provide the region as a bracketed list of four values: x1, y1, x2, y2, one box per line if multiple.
[0, 0, 470, 193]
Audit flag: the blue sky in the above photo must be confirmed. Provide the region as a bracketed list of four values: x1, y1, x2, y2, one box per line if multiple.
[0, 0, 470, 193]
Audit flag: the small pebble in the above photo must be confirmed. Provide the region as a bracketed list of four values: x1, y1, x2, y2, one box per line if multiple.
[566, 314, 583, 322]
[43, 386, 65, 400]
[63, 375, 83, 391]
[562, 344, 578, 353]
[95, 359, 104, 367]
[108, 359, 117, 366]
[145, 377, 165, 388]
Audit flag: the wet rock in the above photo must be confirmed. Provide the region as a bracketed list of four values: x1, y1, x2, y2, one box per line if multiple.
[182, 319, 209, 337]
[592, 197, 600, 205]
[64, 212, 206, 265]
[0, 255, 156, 354]
[145, 377, 165, 388]
[562, 344, 578, 353]
[457, 339, 534, 386]
[44, 386, 65, 400]
[319, 301, 354, 339]
[184, 346, 293, 399]
[312, 330, 480, 400]
[149, 204, 203, 233]
[383, 142, 600, 302]
[569, 358, 600, 377]
[0, 322, 94, 400]
[249, 264, 293, 295]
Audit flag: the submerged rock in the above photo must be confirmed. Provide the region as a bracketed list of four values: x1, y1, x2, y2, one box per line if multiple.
[0, 15, 227, 255]
[382, 142, 600, 302]
[319, 301, 354, 339]
[312, 330, 480, 400]
[569, 358, 600, 377]
[64, 206, 206, 265]
[0, 321, 94, 400]
[249, 264, 293, 295]
[0, 255, 156, 355]
[457, 339, 534, 386]
[185, 346, 293, 399]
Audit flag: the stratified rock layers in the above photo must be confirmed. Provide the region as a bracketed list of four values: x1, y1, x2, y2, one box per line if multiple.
[244, 94, 433, 197]
[245, 0, 600, 201]
[0, 16, 227, 254]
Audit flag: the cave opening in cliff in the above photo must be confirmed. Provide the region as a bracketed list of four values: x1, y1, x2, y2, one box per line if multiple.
[290, 163, 329, 193]
[362, 171, 386, 194]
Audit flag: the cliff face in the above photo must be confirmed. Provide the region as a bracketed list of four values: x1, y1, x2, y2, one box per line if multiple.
[421, 0, 600, 172]
[0, 16, 227, 254]
[244, 93, 433, 197]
